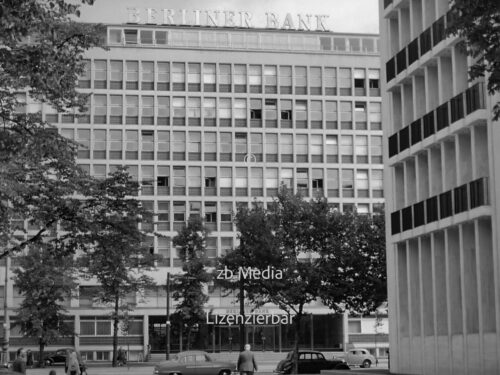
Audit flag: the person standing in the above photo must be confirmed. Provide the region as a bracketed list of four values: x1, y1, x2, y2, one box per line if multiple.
[66, 351, 80, 375]
[237, 344, 258, 375]
[12, 348, 26, 374]
[26, 349, 33, 368]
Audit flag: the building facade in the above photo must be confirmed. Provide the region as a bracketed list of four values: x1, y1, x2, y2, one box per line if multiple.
[3, 5, 384, 360]
[380, 0, 500, 374]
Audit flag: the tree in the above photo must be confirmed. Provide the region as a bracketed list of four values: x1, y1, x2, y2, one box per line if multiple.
[0, 0, 104, 259]
[219, 189, 386, 373]
[76, 167, 157, 367]
[318, 211, 386, 315]
[12, 242, 77, 367]
[171, 216, 211, 350]
[446, 0, 500, 120]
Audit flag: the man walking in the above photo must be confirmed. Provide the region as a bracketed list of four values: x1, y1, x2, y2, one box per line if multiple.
[237, 344, 258, 375]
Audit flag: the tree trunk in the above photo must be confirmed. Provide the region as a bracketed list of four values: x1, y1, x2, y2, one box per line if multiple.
[38, 338, 45, 368]
[112, 294, 120, 367]
[293, 312, 302, 374]
[187, 327, 192, 350]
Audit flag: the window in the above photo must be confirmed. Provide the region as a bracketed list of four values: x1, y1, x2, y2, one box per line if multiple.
[94, 60, 107, 89]
[295, 100, 307, 128]
[234, 64, 247, 92]
[324, 67, 337, 95]
[250, 99, 262, 124]
[173, 201, 186, 223]
[295, 66, 307, 95]
[355, 135, 368, 163]
[173, 97, 186, 125]
[339, 68, 352, 96]
[371, 136, 383, 163]
[126, 61, 139, 90]
[325, 101, 337, 129]
[125, 130, 138, 160]
[157, 62, 170, 91]
[157, 131, 170, 160]
[296, 134, 308, 162]
[235, 132, 247, 161]
[327, 169, 339, 197]
[218, 98, 231, 126]
[205, 202, 217, 229]
[141, 165, 154, 196]
[220, 167, 232, 196]
[204, 132, 216, 161]
[92, 130, 106, 159]
[235, 168, 248, 196]
[296, 168, 308, 195]
[110, 61, 123, 89]
[109, 130, 122, 159]
[234, 98, 247, 127]
[157, 166, 169, 195]
[264, 65, 277, 93]
[250, 168, 263, 196]
[141, 96, 154, 125]
[356, 169, 369, 197]
[311, 135, 323, 162]
[310, 67, 322, 95]
[173, 167, 186, 195]
[369, 102, 382, 130]
[220, 132, 232, 161]
[155, 30, 167, 45]
[249, 65, 262, 93]
[354, 69, 366, 95]
[157, 96, 170, 125]
[140, 30, 153, 44]
[265, 99, 277, 128]
[266, 168, 278, 195]
[141, 61, 154, 90]
[281, 168, 293, 190]
[341, 135, 353, 163]
[250, 133, 263, 161]
[310, 100, 322, 129]
[203, 97, 216, 127]
[219, 64, 231, 92]
[172, 131, 186, 160]
[172, 62, 186, 91]
[188, 131, 201, 160]
[279, 66, 292, 94]
[265, 133, 278, 162]
[372, 169, 384, 197]
[342, 169, 354, 197]
[124, 29, 138, 44]
[187, 97, 201, 126]
[188, 63, 201, 91]
[220, 202, 233, 229]
[188, 166, 201, 195]
[205, 167, 217, 190]
[77, 129, 90, 159]
[368, 69, 381, 96]
[281, 100, 292, 126]
[340, 101, 353, 129]
[126, 95, 139, 124]
[141, 130, 154, 160]
[109, 29, 122, 44]
[312, 169, 324, 196]
[94, 94, 107, 124]
[320, 37, 332, 50]
[203, 63, 216, 91]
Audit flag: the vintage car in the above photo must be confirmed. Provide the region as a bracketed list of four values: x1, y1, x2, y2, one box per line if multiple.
[275, 350, 349, 374]
[343, 348, 376, 368]
[153, 351, 236, 375]
[44, 348, 74, 366]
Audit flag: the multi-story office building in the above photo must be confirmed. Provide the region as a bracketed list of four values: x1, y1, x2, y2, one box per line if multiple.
[380, 0, 500, 373]
[4, 5, 384, 360]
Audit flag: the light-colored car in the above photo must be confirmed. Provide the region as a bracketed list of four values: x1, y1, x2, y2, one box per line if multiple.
[153, 351, 235, 375]
[343, 348, 376, 368]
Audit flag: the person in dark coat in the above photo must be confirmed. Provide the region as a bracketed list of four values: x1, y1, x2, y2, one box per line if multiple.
[12, 348, 26, 374]
[237, 344, 258, 375]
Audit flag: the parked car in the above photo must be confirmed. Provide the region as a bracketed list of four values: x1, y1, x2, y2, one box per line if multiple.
[342, 349, 376, 368]
[275, 351, 349, 374]
[153, 351, 235, 375]
[44, 348, 85, 369]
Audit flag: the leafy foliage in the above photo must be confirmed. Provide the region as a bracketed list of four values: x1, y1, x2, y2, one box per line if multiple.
[12, 242, 77, 366]
[0, 0, 104, 259]
[171, 216, 211, 350]
[218, 188, 386, 373]
[76, 167, 157, 366]
[446, 0, 500, 120]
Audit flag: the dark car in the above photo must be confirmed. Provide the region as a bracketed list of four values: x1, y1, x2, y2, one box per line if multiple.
[44, 348, 72, 366]
[275, 351, 350, 374]
[153, 351, 236, 375]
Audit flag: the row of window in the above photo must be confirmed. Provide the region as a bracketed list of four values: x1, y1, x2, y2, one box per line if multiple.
[79, 59, 380, 96]
[64, 129, 383, 164]
[391, 177, 489, 235]
[109, 27, 379, 53]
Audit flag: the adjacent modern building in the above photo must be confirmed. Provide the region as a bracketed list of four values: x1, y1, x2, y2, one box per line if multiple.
[380, 0, 500, 373]
[3, 3, 385, 360]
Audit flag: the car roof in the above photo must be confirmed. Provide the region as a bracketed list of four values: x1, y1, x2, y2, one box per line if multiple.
[177, 351, 208, 356]
[298, 351, 323, 354]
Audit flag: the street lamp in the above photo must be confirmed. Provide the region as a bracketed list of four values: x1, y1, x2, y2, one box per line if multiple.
[165, 272, 171, 360]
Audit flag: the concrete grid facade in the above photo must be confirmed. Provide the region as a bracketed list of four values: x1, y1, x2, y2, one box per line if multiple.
[4, 15, 385, 359]
[380, 0, 500, 374]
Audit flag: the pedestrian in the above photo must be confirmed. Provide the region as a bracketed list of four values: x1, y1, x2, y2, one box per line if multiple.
[26, 349, 33, 368]
[12, 348, 26, 374]
[117, 346, 124, 366]
[66, 351, 80, 375]
[237, 344, 258, 375]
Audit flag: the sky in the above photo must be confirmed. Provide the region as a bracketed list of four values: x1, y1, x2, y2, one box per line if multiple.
[79, 0, 379, 34]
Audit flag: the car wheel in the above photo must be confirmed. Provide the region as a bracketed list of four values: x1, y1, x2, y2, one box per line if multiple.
[219, 370, 231, 375]
[362, 360, 371, 368]
[45, 360, 52, 366]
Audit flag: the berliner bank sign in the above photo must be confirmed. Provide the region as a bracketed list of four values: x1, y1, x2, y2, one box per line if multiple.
[127, 8, 330, 31]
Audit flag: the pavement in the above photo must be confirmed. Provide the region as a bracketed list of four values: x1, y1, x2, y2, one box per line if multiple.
[20, 362, 395, 375]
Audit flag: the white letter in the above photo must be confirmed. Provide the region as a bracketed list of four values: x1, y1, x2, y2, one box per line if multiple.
[225, 11, 236, 27]
[193, 10, 201, 26]
[262, 267, 270, 279]
[281, 13, 294, 30]
[205, 10, 221, 27]
[266, 12, 279, 28]
[315, 15, 330, 31]
[297, 14, 312, 31]
[239, 267, 251, 279]
[223, 266, 233, 279]
[147, 8, 159, 24]
[275, 270, 283, 279]
[206, 314, 214, 324]
[127, 8, 140, 24]
[180, 9, 187, 25]
[240, 12, 253, 28]
[162, 9, 175, 25]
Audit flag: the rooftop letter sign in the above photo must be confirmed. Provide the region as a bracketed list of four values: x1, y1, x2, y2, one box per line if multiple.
[127, 8, 331, 31]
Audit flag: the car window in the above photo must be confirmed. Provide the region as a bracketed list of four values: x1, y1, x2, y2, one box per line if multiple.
[195, 354, 208, 362]
[311, 353, 319, 360]
[204, 354, 212, 362]
[317, 353, 325, 360]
